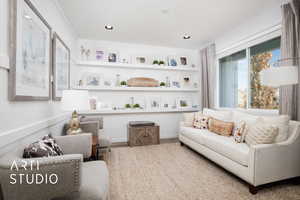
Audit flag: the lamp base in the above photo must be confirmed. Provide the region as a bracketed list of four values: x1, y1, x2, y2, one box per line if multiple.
[67, 110, 82, 135]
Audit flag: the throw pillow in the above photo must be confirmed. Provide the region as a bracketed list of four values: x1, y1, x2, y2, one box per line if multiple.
[23, 134, 63, 158]
[259, 115, 290, 143]
[193, 112, 210, 129]
[233, 121, 247, 143]
[183, 112, 197, 127]
[42, 134, 63, 156]
[203, 108, 232, 122]
[245, 122, 279, 146]
[208, 118, 234, 136]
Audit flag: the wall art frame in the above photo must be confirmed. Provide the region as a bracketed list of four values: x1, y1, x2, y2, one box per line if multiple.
[9, 0, 52, 101]
[52, 32, 70, 101]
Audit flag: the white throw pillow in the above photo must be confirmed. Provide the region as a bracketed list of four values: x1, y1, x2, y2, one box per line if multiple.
[259, 115, 290, 143]
[245, 121, 279, 146]
[183, 112, 197, 127]
[203, 108, 232, 122]
[232, 111, 259, 126]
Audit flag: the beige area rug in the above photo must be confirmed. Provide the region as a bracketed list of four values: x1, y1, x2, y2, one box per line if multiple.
[107, 143, 300, 200]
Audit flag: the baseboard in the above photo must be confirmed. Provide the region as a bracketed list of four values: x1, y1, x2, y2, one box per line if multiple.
[0, 54, 9, 70]
[111, 137, 179, 148]
[0, 113, 69, 148]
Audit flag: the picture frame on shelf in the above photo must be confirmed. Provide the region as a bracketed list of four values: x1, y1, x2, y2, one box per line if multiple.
[177, 97, 192, 108]
[133, 56, 148, 65]
[9, 0, 52, 101]
[119, 54, 131, 64]
[95, 49, 106, 62]
[52, 33, 70, 101]
[82, 72, 102, 87]
[178, 56, 190, 66]
[107, 51, 119, 63]
[172, 81, 181, 88]
[181, 74, 192, 88]
[167, 56, 178, 67]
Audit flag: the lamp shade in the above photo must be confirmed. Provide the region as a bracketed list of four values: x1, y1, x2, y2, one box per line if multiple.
[61, 90, 89, 111]
[260, 66, 298, 87]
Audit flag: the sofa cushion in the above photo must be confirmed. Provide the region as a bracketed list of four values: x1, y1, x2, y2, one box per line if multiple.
[203, 108, 232, 122]
[208, 118, 234, 136]
[183, 112, 197, 127]
[180, 127, 211, 145]
[193, 112, 210, 129]
[259, 115, 290, 143]
[203, 134, 250, 166]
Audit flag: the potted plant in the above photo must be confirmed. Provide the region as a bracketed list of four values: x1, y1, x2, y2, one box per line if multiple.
[160, 82, 166, 87]
[125, 104, 131, 109]
[133, 104, 140, 109]
[152, 60, 159, 65]
[120, 81, 127, 87]
[159, 61, 165, 66]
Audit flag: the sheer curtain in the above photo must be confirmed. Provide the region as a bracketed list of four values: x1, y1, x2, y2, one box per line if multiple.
[279, 0, 300, 120]
[200, 44, 216, 109]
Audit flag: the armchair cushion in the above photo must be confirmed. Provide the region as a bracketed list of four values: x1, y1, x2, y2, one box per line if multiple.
[55, 134, 92, 159]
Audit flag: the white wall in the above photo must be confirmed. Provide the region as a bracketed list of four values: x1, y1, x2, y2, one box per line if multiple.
[0, 0, 76, 146]
[215, 2, 281, 56]
[75, 39, 201, 141]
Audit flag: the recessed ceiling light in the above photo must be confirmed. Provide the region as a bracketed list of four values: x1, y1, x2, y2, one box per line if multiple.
[183, 35, 191, 40]
[24, 14, 32, 20]
[105, 25, 113, 30]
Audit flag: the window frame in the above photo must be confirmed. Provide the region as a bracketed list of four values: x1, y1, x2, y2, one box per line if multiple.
[216, 28, 281, 114]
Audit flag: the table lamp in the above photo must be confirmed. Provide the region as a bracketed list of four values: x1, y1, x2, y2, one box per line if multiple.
[61, 90, 89, 135]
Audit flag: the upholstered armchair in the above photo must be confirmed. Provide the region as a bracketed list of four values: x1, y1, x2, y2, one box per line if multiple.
[79, 116, 112, 158]
[0, 134, 109, 200]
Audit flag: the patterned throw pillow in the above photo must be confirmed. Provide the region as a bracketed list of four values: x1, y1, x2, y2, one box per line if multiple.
[233, 121, 247, 143]
[245, 122, 279, 146]
[23, 134, 63, 158]
[208, 118, 234, 136]
[193, 112, 210, 129]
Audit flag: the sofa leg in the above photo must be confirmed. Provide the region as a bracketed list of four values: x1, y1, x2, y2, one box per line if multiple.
[249, 185, 258, 195]
[180, 142, 184, 146]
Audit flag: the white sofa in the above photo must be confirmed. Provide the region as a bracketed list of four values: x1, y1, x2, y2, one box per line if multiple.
[179, 109, 300, 194]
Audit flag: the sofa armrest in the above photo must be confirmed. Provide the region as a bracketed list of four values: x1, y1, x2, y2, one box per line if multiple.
[80, 121, 99, 136]
[0, 154, 82, 200]
[55, 134, 92, 158]
[249, 141, 300, 186]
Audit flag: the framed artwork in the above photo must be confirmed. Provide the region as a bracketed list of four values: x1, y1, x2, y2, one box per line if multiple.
[9, 0, 52, 101]
[83, 72, 102, 87]
[133, 56, 148, 65]
[108, 52, 119, 63]
[167, 56, 178, 66]
[95, 50, 105, 61]
[179, 56, 189, 66]
[52, 33, 70, 101]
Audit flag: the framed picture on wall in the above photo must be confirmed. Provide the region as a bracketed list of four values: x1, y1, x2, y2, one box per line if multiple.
[9, 0, 52, 101]
[52, 33, 70, 101]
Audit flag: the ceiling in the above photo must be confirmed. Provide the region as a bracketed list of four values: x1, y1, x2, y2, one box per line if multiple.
[57, 0, 280, 49]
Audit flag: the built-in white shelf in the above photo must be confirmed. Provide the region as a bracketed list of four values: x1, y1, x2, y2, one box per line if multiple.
[79, 108, 200, 115]
[73, 86, 199, 92]
[76, 61, 199, 72]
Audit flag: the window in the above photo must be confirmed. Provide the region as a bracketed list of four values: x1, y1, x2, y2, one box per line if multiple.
[219, 37, 281, 109]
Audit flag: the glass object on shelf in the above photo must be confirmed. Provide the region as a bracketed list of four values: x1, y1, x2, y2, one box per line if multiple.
[219, 50, 247, 108]
[166, 76, 171, 87]
[115, 74, 120, 87]
[250, 37, 280, 110]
